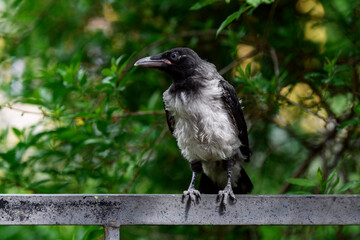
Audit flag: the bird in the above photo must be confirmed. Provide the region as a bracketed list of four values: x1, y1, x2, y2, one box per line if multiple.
[134, 47, 253, 208]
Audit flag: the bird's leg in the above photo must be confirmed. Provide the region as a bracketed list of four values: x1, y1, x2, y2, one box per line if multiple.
[182, 161, 202, 204]
[217, 159, 236, 209]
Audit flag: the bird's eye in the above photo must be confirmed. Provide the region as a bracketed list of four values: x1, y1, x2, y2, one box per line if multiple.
[170, 52, 179, 61]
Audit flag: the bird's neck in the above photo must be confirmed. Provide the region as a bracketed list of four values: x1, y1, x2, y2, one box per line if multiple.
[170, 76, 205, 96]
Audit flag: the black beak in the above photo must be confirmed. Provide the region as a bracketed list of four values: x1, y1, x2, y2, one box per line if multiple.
[134, 56, 171, 68]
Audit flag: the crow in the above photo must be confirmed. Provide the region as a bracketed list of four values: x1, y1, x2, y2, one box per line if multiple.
[134, 47, 253, 208]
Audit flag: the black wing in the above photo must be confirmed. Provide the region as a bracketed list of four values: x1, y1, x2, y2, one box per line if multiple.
[163, 101, 175, 135]
[219, 79, 250, 162]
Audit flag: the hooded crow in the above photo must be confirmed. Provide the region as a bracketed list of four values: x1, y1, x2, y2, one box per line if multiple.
[134, 47, 253, 208]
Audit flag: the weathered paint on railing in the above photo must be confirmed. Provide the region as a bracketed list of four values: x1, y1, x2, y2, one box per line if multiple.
[0, 194, 359, 239]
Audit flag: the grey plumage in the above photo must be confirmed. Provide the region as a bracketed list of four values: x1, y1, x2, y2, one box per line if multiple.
[163, 62, 243, 188]
[134, 47, 252, 209]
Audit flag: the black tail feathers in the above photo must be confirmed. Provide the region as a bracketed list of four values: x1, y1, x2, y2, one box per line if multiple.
[199, 168, 253, 194]
[233, 168, 253, 194]
[199, 173, 221, 194]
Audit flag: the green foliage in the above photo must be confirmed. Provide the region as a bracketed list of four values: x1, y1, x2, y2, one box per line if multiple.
[0, 0, 359, 239]
[286, 178, 317, 188]
[216, 4, 252, 37]
[190, 0, 221, 10]
[246, 0, 274, 8]
[287, 156, 360, 194]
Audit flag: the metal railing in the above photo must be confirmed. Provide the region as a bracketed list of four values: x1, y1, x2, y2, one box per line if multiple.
[0, 194, 359, 239]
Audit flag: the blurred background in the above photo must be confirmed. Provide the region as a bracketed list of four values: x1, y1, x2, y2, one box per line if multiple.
[0, 0, 359, 239]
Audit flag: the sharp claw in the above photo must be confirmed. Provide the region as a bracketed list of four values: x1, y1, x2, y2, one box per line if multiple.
[216, 192, 222, 203]
[182, 189, 201, 204]
[230, 191, 236, 202]
[182, 191, 186, 203]
[191, 194, 196, 203]
[222, 202, 227, 211]
[223, 194, 228, 205]
[217, 187, 236, 211]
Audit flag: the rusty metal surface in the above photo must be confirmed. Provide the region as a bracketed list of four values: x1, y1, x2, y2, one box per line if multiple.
[0, 194, 359, 226]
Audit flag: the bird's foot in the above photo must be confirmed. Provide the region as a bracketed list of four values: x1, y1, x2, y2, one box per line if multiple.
[217, 186, 236, 211]
[182, 188, 201, 205]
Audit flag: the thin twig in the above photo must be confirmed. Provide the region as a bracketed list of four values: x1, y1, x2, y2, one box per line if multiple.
[2, 104, 164, 120]
[305, 81, 337, 119]
[219, 48, 259, 75]
[264, 0, 280, 43]
[0, 104, 48, 116]
[269, 46, 280, 78]
[113, 110, 164, 119]
[279, 94, 338, 125]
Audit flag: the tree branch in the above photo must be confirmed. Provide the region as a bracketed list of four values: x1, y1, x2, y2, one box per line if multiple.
[263, 0, 280, 43]
[0, 104, 48, 117]
[278, 94, 338, 125]
[219, 48, 259, 75]
[112, 110, 164, 120]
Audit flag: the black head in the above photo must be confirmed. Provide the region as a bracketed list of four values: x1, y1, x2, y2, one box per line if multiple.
[134, 47, 202, 81]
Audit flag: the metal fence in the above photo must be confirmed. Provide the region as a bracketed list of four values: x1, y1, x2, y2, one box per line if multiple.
[0, 194, 359, 239]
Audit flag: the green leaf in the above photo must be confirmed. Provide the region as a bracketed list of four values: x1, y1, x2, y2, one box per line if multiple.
[317, 167, 323, 186]
[28, 179, 51, 188]
[118, 53, 135, 75]
[216, 6, 248, 37]
[190, 0, 220, 10]
[111, 64, 117, 72]
[323, 155, 348, 193]
[337, 118, 360, 129]
[101, 68, 112, 77]
[304, 72, 325, 79]
[286, 178, 317, 187]
[324, 157, 345, 186]
[245, 62, 252, 77]
[326, 176, 340, 194]
[246, 0, 274, 7]
[77, 68, 87, 86]
[237, 65, 246, 78]
[12, 127, 22, 137]
[83, 138, 105, 145]
[81, 226, 103, 240]
[335, 64, 351, 73]
[102, 76, 116, 84]
[335, 180, 360, 194]
[116, 55, 125, 66]
[95, 83, 113, 90]
[111, 57, 116, 67]
[246, 0, 261, 7]
[354, 104, 360, 115]
[0, 151, 16, 163]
